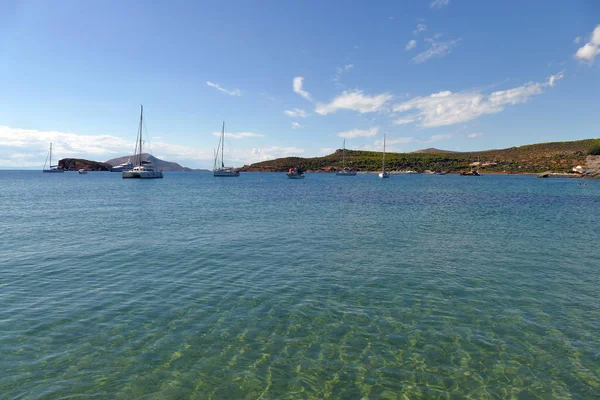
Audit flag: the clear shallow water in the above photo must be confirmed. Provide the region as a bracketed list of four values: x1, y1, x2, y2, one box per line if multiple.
[1, 171, 599, 399]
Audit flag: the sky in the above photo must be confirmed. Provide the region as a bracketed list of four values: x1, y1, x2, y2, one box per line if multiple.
[0, 0, 599, 169]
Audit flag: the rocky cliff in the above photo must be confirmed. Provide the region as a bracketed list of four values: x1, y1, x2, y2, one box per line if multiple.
[59, 158, 112, 171]
[584, 156, 600, 179]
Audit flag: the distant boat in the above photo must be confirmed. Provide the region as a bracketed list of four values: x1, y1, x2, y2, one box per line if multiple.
[213, 121, 240, 177]
[286, 167, 305, 179]
[336, 139, 356, 176]
[122, 105, 163, 179]
[43, 143, 64, 173]
[110, 157, 133, 172]
[78, 169, 87, 175]
[379, 134, 390, 179]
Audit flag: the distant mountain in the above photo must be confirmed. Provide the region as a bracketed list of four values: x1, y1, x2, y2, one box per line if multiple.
[413, 148, 458, 153]
[241, 139, 598, 174]
[106, 153, 201, 171]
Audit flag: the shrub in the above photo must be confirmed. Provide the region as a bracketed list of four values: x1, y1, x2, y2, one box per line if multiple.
[589, 140, 600, 155]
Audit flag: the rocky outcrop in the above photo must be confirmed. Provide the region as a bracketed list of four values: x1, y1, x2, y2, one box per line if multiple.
[59, 158, 112, 171]
[584, 155, 600, 179]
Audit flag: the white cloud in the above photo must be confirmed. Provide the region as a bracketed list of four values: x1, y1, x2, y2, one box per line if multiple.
[467, 132, 483, 138]
[393, 117, 415, 125]
[211, 131, 264, 139]
[293, 76, 312, 101]
[575, 25, 600, 64]
[316, 91, 393, 115]
[431, 0, 449, 9]
[333, 64, 354, 85]
[374, 137, 414, 146]
[250, 146, 304, 162]
[412, 38, 460, 63]
[413, 24, 427, 35]
[548, 70, 564, 87]
[284, 108, 308, 118]
[291, 122, 303, 129]
[392, 73, 563, 128]
[405, 40, 417, 51]
[338, 127, 379, 138]
[206, 81, 241, 96]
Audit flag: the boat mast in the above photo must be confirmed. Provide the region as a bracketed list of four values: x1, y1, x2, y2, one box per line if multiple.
[382, 134, 386, 172]
[221, 121, 225, 168]
[49, 143, 52, 168]
[138, 105, 143, 166]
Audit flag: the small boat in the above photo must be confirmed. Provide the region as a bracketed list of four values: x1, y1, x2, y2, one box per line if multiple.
[78, 169, 88, 175]
[42, 143, 64, 173]
[286, 167, 305, 179]
[122, 105, 163, 179]
[336, 140, 356, 176]
[379, 134, 390, 179]
[213, 121, 240, 177]
[460, 170, 481, 176]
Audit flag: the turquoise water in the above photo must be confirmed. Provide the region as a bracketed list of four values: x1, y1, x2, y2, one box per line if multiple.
[1, 171, 599, 399]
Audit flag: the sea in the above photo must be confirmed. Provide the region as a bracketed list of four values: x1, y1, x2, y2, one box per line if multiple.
[1, 171, 599, 399]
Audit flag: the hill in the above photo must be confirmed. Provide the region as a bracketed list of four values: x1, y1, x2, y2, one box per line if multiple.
[106, 153, 193, 171]
[413, 148, 457, 153]
[241, 139, 597, 174]
[58, 158, 112, 171]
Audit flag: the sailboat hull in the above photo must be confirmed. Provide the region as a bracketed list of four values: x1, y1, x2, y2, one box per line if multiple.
[379, 172, 390, 178]
[122, 170, 163, 179]
[213, 170, 240, 177]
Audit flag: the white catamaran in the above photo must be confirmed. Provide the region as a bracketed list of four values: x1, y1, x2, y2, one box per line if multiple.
[213, 121, 239, 177]
[43, 143, 64, 173]
[336, 139, 356, 176]
[379, 134, 390, 179]
[122, 105, 163, 179]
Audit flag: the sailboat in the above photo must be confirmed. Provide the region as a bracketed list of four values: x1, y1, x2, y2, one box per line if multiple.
[122, 105, 163, 179]
[43, 143, 64, 173]
[213, 121, 240, 177]
[336, 139, 356, 176]
[379, 134, 390, 179]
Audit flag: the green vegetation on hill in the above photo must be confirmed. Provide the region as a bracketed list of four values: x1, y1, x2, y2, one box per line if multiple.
[243, 139, 597, 173]
[588, 140, 600, 156]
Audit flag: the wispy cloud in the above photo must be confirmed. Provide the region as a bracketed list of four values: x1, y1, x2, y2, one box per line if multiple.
[206, 81, 241, 96]
[574, 25, 600, 65]
[431, 0, 449, 9]
[412, 37, 460, 63]
[333, 64, 354, 84]
[211, 131, 264, 139]
[392, 72, 564, 128]
[250, 146, 304, 162]
[413, 24, 427, 35]
[467, 132, 483, 138]
[293, 76, 312, 101]
[338, 127, 379, 138]
[405, 40, 417, 51]
[393, 117, 415, 125]
[291, 122, 303, 129]
[284, 108, 308, 118]
[316, 91, 392, 115]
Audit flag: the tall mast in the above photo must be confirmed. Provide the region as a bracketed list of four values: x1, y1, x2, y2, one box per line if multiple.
[138, 105, 143, 166]
[49, 143, 52, 167]
[382, 134, 386, 172]
[221, 121, 225, 168]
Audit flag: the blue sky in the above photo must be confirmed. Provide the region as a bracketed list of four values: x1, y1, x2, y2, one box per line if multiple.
[0, 0, 599, 168]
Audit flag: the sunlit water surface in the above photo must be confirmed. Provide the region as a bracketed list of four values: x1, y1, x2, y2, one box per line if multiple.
[1, 171, 599, 399]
